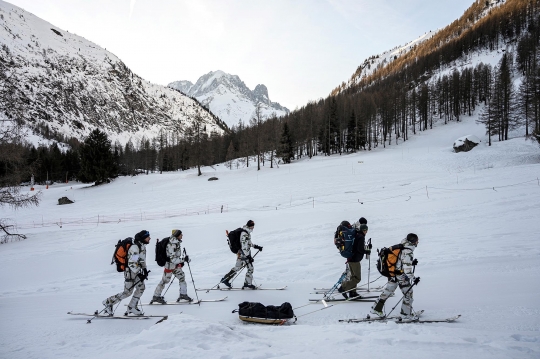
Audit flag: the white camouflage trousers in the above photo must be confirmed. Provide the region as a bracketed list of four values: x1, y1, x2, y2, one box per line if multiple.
[230, 257, 254, 285]
[379, 274, 414, 315]
[105, 270, 145, 308]
[153, 267, 187, 297]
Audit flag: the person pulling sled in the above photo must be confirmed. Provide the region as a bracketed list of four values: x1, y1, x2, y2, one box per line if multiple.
[102, 230, 151, 316]
[151, 229, 193, 304]
[220, 220, 263, 289]
[370, 233, 420, 320]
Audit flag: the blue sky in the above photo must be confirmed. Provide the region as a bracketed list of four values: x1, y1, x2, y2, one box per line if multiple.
[7, 0, 475, 109]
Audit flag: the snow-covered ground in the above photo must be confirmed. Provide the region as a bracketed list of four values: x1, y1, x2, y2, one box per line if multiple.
[1, 116, 539, 358]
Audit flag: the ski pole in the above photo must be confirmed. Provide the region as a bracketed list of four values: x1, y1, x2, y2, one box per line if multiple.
[367, 238, 372, 292]
[162, 275, 176, 299]
[228, 249, 260, 284]
[384, 277, 420, 319]
[183, 248, 200, 306]
[206, 250, 260, 293]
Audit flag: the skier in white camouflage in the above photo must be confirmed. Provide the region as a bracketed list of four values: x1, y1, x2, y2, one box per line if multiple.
[102, 230, 151, 316]
[220, 220, 263, 289]
[370, 233, 420, 320]
[151, 229, 192, 303]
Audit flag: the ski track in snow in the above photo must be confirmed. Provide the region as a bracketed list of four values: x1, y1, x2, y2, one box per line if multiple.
[1, 115, 540, 358]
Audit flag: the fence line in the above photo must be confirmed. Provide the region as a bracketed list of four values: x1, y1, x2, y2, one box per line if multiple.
[10, 177, 539, 231]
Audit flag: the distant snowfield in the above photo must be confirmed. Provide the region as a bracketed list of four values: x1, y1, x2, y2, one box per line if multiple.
[1, 115, 539, 359]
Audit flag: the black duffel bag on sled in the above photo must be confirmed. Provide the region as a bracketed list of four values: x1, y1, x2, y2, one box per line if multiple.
[233, 301, 296, 325]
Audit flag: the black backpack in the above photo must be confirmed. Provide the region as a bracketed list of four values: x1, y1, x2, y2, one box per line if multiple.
[111, 237, 133, 272]
[155, 237, 171, 267]
[227, 228, 247, 254]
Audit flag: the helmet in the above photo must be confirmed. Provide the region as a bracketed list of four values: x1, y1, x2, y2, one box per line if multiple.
[172, 229, 182, 237]
[358, 217, 367, 225]
[340, 220, 352, 228]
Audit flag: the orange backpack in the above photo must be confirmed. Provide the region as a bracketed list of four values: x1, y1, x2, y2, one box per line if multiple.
[111, 238, 133, 272]
[376, 244, 405, 277]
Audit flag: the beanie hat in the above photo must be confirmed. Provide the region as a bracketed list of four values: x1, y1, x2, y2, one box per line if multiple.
[406, 233, 419, 244]
[246, 220, 255, 228]
[359, 217, 368, 225]
[172, 229, 182, 237]
[135, 230, 150, 242]
[359, 224, 368, 231]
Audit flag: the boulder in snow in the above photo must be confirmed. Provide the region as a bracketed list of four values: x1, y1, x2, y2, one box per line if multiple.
[453, 135, 480, 153]
[58, 197, 74, 205]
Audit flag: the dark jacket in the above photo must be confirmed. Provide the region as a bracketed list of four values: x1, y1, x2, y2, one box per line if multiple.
[349, 230, 366, 262]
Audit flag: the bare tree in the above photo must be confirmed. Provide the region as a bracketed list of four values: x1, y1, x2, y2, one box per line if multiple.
[0, 121, 41, 242]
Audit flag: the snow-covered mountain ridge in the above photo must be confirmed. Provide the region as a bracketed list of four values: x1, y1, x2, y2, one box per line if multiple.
[0, 1, 226, 145]
[169, 70, 289, 128]
[333, 0, 508, 95]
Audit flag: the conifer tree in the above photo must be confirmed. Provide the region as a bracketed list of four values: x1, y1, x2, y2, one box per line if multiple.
[78, 129, 118, 184]
[278, 122, 294, 164]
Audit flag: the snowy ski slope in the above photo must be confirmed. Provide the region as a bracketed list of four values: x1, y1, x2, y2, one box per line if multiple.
[0, 115, 539, 358]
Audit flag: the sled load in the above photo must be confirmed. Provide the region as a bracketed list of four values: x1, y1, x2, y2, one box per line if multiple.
[233, 301, 296, 325]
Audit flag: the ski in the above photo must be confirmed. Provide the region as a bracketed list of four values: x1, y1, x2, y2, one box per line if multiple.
[196, 285, 287, 291]
[340, 310, 424, 323]
[67, 311, 167, 320]
[313, 286, 385, 292]
[143, 297, 228, 305]
[309, 296, 378, 303]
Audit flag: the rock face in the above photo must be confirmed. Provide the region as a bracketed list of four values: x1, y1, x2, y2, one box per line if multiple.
[58, 197, 74, 205]
[453, 135, 481, 153]
[0, 2, 226, 145]
[169, 70, 289, 128]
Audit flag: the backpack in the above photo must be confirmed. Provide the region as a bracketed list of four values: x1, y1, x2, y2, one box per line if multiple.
[376, 244, 405, 277]
[227, 228, 247, 254]
[155, 237, 170, 267]
[334, 226, 357, 258]
[111, 237, 133, 272]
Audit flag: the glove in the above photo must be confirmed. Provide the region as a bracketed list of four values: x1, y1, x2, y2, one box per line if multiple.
[184, 255, 190, 263]
[137, 270, 148, 282]
[247, 255, 254, 263]
[254, 245, 263, 251]
[364, 249, 371, 255]
[368, 243, 372, 250]
[412, 258, 418, 266]
[143, 268, 149, 277]
[413, 277, 421, 285]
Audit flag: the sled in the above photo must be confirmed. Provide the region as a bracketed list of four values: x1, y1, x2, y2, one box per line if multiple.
[238, 315, 297, 325]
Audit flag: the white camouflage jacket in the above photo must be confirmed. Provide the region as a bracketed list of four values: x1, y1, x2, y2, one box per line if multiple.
[127, 242, 147, 275]
[396, 238, 416, 277]
[164, 235, 186, 270]
[239, 226, 255, 258]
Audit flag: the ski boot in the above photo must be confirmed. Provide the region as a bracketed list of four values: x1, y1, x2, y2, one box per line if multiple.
[369, 299, 386, 318]
[338, 286, 348, 299]
[220, 277, 232, 288]
[348, 291, 360, 299]
[126, 305, 144, 316]
[242, 283, 257, 290]
[102, 299, 114, 316]
[399, 311, 419, 322]
[177, 294, 193, 302]
[150, 295, 167, 304]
